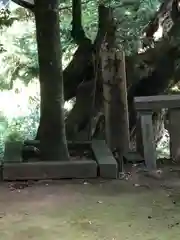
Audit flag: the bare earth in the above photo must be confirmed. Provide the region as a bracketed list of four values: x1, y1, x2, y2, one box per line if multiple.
[1, 165, 180, 240]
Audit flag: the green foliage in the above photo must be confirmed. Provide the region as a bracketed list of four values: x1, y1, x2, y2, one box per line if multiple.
[6, 111, 39, 140]
[5, 131, 23, 142]
[0, 9, 37, 88]
[0, 92, 40, 158]
[82, 1, 98, 41]
[0, 0, 161, 89]
[113, 0, 161, 54]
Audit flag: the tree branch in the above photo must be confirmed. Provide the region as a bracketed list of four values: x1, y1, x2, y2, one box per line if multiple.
[71, 0, 91, 44]
[12, 0, 34, 11]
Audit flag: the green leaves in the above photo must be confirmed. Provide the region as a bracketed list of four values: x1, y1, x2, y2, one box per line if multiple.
[0, 8, 37, 89]
[0, 0, 161, 90]
[114, 0, 161, 54]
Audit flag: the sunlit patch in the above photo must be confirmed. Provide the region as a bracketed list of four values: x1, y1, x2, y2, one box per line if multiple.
[64, 98, 75, 112]
[156, 129, 170, 158]
[124, 10, 131, 16]
[171, 85, 180, 92]
[153, 24, 163, 41]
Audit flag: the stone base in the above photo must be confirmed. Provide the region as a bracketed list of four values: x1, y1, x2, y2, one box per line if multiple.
[92, 140, 118, 179]
[3, 160, 97, 180]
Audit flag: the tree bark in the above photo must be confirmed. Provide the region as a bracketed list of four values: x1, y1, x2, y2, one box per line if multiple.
[65, 81, 102, 140]
[34, 0, 69, 161]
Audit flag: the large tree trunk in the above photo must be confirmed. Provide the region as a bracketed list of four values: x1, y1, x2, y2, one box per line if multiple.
[34, 0, 69, 161]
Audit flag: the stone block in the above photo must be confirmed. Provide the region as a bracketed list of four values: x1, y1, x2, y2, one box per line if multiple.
[3, 160, 97, 180]
[92, 140, 118, 179]
[4, 141, 23, 162]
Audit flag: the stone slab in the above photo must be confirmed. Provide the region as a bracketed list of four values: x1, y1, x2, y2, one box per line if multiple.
[3, 160, 97, 180]
[92, 140, 118, 179]
[134, 94, 180, 111]
[168, 109, 180, 161]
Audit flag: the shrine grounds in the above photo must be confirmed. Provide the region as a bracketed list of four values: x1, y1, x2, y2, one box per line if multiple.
[1, 165, 180, 240]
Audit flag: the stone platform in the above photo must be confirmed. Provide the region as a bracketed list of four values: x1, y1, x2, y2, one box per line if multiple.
[2, 140, 119, 180]
[3, 160, 97, 180]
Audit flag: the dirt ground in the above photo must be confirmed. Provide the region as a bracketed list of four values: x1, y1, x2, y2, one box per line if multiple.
[1, 165, 180, 240]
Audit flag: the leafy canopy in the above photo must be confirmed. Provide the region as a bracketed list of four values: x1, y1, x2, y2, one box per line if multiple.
[0, 0, 160, 89]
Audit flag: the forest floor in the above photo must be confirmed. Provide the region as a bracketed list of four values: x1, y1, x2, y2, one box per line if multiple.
[0, 164, 180, 240]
